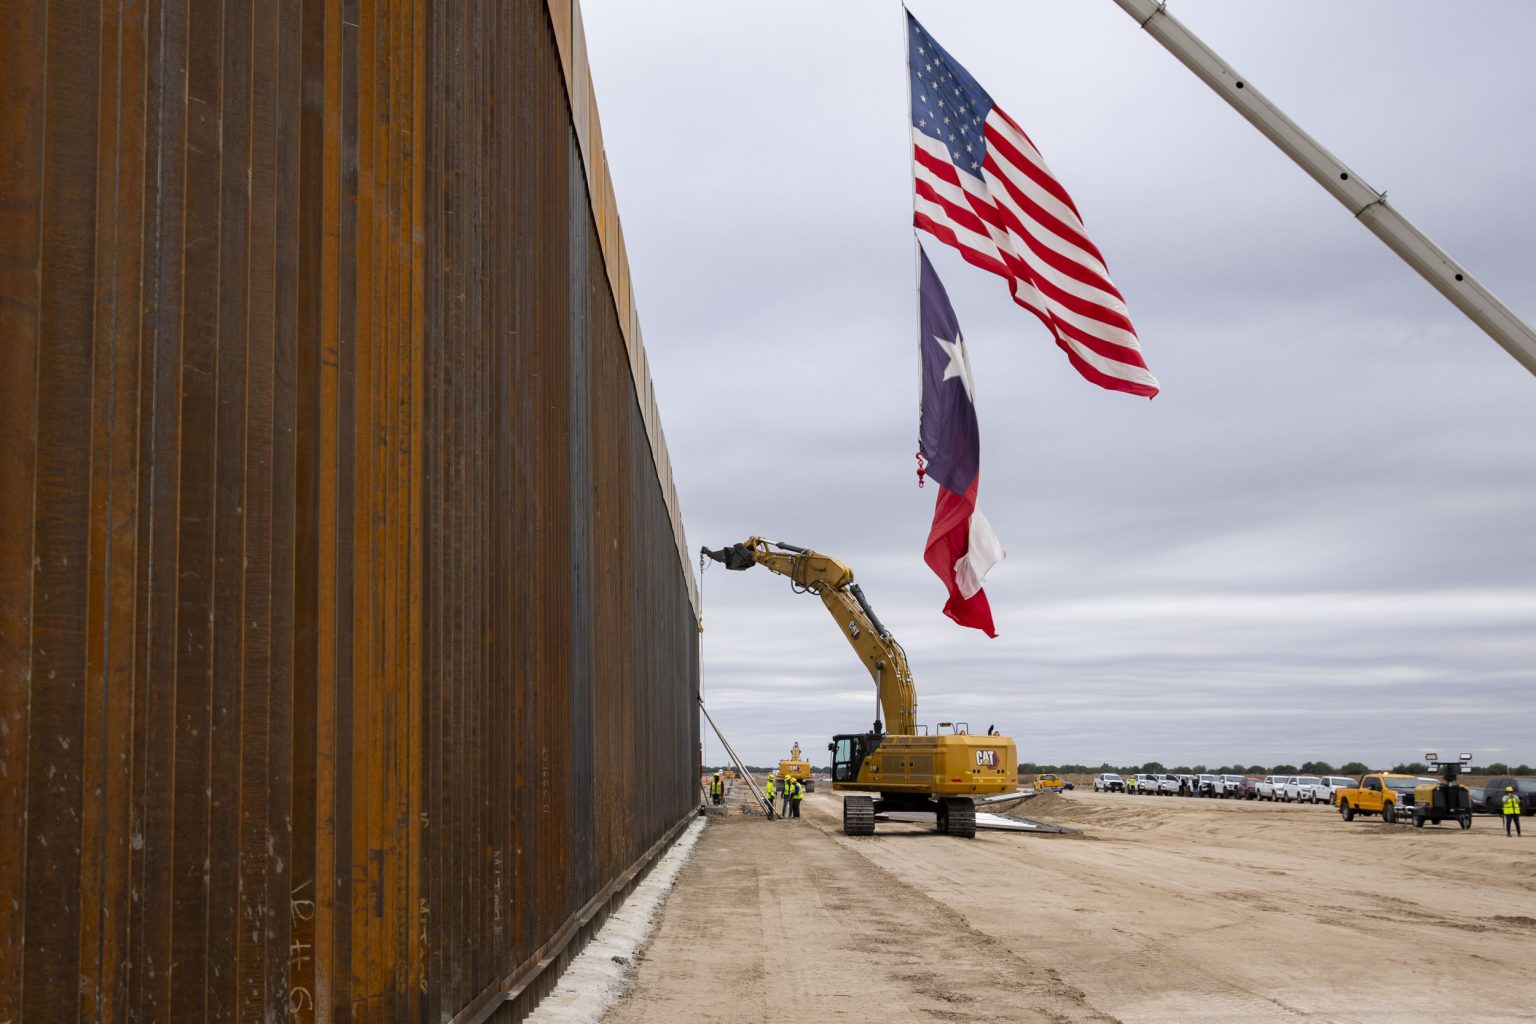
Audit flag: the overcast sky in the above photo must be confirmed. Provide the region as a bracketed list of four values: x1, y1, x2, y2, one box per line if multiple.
[579, 1, 1536, 769]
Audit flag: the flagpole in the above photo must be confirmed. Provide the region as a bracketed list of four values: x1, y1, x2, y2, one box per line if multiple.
[1113, 0, 1536, 379]
[903, 5, 918, 233]
[902, 6, 925, 472]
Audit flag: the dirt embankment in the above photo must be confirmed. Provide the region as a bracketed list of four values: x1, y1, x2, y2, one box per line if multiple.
[607, 788, 1536, 1024]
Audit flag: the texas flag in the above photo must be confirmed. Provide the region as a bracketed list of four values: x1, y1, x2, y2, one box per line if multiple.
[917, 244, 1005, 637]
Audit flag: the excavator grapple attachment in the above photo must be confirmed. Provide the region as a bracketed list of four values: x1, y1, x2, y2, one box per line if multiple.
[700, 544, 758, 572]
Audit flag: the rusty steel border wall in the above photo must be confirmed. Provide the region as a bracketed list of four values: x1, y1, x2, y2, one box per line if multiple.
[0, 1, 701, 1022]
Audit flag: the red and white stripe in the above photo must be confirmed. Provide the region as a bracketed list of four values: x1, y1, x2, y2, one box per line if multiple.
[913, 110, 1160, 398]
[923, 477, 1001, 638]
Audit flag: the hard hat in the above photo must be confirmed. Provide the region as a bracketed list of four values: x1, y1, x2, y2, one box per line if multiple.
[1507, 786, 1515, 792]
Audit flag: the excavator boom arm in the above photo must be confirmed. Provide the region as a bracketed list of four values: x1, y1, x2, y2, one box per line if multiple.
[702, 538, 917, 734]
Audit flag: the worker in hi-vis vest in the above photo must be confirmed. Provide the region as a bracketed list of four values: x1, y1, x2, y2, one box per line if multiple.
[790, 776, 804, 818]
[764, 775, 777, 819]
[709, 771, 724, 805]
[1502, 786, 1522, 837]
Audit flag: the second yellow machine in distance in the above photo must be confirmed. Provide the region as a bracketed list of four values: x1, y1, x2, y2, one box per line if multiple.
[702, 537, 1017, 838]
[778, 742, 814, 793]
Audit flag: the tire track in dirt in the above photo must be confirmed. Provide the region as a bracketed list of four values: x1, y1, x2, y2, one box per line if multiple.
[802, 790, 1536, 1024]
[603, 802, 1117, 1024]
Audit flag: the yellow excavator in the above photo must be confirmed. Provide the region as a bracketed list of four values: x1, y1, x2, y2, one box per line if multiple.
[702, 537, 1017, 838]
[778, 742, 814, 793]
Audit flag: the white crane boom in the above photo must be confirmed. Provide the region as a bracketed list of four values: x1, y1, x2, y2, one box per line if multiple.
[1112, 0, 1536, 378]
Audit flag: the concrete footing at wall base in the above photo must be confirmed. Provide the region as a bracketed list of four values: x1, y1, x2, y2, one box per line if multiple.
[453, 810, 702, 1023]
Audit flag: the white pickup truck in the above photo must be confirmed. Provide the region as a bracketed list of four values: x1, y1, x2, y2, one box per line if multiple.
[1278, 775, 1323, 802]
[1256, 775, 1290, 801]
[1092, 772, 1124, 792]
[1310, 776, 1357, 805]
[1212, 774, 1247, 798]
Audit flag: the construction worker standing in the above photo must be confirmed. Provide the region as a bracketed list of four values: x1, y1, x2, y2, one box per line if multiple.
[1502, 786, 1522, 837]
[779, 775, 793, 818]
[709, 771, 724, 805]
[790, 776, 804, 818]
[764, 775, 777, 819]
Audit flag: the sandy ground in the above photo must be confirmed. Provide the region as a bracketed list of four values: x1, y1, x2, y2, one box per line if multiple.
[602, 788, 1536, 1024]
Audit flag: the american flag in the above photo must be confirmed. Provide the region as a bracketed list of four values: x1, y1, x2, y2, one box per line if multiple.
[908, 13, 1160, 398]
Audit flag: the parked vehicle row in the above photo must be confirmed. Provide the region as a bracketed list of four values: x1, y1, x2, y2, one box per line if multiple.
[1253, 774, 1338, 803]
[1093, 771, 1457, 806]
[1098, 772, 1249, 798]
[1086, 770, 1534, 826]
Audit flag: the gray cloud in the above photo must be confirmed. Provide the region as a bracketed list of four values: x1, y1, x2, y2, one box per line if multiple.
[584, 1, 1536, 768]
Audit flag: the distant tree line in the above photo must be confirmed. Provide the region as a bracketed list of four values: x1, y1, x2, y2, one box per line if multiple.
[1019, 761, 1534, 777]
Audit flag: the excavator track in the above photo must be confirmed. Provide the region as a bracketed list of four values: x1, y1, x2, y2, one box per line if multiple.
[938, 797, 976, 839]
[842, 795, 875, 836]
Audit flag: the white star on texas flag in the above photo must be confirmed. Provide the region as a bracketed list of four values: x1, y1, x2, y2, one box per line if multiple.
[935, 331, 975, 404]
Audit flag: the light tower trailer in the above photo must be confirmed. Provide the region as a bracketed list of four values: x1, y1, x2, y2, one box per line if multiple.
[1410, 752, 1475, 830]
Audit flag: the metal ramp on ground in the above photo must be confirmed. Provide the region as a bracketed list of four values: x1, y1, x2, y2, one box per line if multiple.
[877, 810, 1080, 834]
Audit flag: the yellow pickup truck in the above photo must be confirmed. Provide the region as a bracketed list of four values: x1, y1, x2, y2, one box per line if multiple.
[1036, 773, 1066, 792]
[1335, 773, 1424, 824]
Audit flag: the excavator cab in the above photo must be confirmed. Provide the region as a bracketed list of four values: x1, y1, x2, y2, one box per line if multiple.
[830, 732, 881, 784]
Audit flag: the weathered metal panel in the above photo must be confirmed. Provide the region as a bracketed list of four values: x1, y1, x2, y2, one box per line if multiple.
[0, 0, 698, 1021]
[568, 140, 598, 912]
[0, 0, 44, 1003]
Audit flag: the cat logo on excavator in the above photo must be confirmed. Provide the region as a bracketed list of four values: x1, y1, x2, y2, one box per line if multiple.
[975, 749, 998, 769]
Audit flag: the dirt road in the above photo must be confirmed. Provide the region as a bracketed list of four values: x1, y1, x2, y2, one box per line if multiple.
[604, 789, 1536, 1023]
